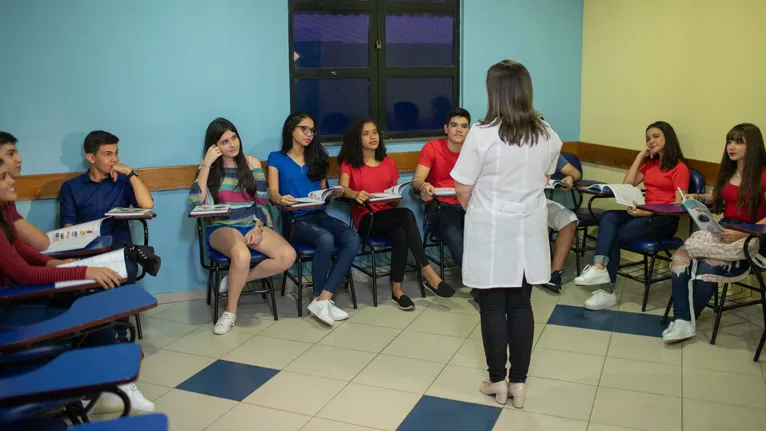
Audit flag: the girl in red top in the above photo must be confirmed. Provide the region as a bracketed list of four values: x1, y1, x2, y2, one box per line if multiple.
[338, 118, 454, 310]
[575, 121, 690, 310]
[663, 123, 766, 343]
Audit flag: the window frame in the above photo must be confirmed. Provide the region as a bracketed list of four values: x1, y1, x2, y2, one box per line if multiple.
[288, 0, 461, 144]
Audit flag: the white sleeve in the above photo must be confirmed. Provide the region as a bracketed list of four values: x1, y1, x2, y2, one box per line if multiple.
[545, 128, 564, 175]
[450, 127, 484, 186]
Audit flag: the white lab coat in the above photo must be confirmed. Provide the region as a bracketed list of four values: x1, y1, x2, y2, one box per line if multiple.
[450, 121, 562, 288]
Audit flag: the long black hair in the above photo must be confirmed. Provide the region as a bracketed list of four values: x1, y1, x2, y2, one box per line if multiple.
[203, 118, 256, 200]
[0, 158, 15, 243]
[337, 117, 387, 168]
[646, 121, 685, 171]
[480, 60, 549, 146]
[280, 111, 329, 182]
[712, 123, 766, 221]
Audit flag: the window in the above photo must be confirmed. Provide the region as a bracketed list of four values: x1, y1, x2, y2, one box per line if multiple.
[289, 0, 460, 142]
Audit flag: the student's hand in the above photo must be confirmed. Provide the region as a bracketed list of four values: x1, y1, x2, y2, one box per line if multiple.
[627, 201, 651, 217]
[420, 183, 435, 202]
[245, 226, 263, 246]
[561, 175, 574, 191]
[85, 267, 123, 289]
[721, 228, 748, 244]
[111, 163, 133, 181]
[355, 190, 372, 204]
[638, 145, 655, 160]
[279, 195, 297, 206]
[203, 146, 223, 166]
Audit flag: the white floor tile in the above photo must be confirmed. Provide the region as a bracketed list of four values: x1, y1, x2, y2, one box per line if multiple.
[317, 383, 421, 431]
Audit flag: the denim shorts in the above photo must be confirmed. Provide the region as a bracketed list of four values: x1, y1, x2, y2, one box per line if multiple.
[206, 224, 253, 244]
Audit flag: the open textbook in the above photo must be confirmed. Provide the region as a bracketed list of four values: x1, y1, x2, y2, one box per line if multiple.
[43, 219, 104, 255]
[370, 181, 414, 202]
[292, 188, 344, 208]
[105, 207, 153, 217]
[679, 189, 722, 233]
[545, 179, 572, 190]
[55, 249, 128, 288]
[433, 187, 456, 197]
[190, 204, 231, 216]
[585, 184, 645, 207]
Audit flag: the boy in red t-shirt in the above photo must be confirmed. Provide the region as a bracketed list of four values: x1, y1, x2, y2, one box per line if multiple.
[0, 131, 50, 251]
[412, 108, 471, 291]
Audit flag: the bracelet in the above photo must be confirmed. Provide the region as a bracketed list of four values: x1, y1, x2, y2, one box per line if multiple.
[200, 164, 210, 169]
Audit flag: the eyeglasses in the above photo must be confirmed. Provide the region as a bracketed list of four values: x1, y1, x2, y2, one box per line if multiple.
[297, 126, 317, 136]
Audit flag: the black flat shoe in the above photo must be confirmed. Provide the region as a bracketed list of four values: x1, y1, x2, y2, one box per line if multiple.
[125, 245, 162, 277]
[423, 278, 456, 298]
[392, 293, 415, 311]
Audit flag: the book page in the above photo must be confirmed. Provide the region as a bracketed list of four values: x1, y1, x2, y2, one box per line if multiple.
[43, 219, 104, 254]
[191, 204, 230, 215]
[106, 207, 151, 216]
[608, 184, 645, 206]
[434, 187, 456, 197]
[683, 199, 723, 233]
[369, 193, 400, 202]
[55, 249, 128, 288]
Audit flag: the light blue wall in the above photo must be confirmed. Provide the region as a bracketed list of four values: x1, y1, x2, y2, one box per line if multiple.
[1, 0, 583, 294]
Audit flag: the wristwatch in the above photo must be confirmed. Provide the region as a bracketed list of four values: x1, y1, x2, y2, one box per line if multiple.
[127, 170, 139, 179]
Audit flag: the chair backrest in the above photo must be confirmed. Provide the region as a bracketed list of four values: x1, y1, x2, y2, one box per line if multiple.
[552, 152, 582, 180]
[689, 168, 705, 194]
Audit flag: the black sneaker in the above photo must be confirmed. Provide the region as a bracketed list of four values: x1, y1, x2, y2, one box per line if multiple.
[422, 278, 456, 298]
[543, 270, 562, 294]
[392, 293, 415, 311]
[125, 245, 162, 277]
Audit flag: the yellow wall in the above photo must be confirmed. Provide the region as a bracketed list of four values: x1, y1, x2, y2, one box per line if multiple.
[580, 0, 766, 163]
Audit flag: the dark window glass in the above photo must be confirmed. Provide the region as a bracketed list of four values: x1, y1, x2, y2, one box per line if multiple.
[293, 11, 369, 69]
[386, 77, 453, 131]
[392, 0, 456, 2]
[295, 79, 370, 136]
[386, 13, 454, 68]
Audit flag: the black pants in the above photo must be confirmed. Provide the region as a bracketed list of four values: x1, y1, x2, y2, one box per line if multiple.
[358, 207, 429, 283]
[478, 279, 534, 383]
[425, 203, 466, 267]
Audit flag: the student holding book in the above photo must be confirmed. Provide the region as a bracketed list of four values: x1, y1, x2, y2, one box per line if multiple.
[190, 118, 296, 335]
[545, 154, 581, 292]
[663, 123, 766, 343]
[337, 117, 455, 310]
[412, 108, 471, 291]
[267, 111, 361, 326]
[0, 157, 155, 412]
[575, 121, 689, 310]
[0, 131, 50, 251]
[58, 131, 161, 282]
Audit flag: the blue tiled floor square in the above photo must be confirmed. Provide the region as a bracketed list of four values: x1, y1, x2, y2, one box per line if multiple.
[176, 360, 279, 401]
[397, 396, 502, 431]
[547, 304, 616, 332]
[614, 310, 665, 337]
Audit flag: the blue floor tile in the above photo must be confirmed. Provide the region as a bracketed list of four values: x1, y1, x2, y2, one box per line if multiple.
[397, 396, 502, 431]
[614, 310, 665, 338]
[176, 360, 279, 401]
[547, 304, 616, 332]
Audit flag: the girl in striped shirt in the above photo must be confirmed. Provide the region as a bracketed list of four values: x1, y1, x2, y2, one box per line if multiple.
[190, 118, 296, 334]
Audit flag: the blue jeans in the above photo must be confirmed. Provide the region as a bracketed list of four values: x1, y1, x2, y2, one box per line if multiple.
[425, 203, 465, 267]
[594, 210, 679, 286]
[286, 211, 361, 296]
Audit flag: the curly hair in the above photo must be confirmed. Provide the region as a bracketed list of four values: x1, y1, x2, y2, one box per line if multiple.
[336, 117, 387, 168]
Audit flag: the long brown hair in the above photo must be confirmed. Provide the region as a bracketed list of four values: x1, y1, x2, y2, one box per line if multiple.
[0, 158, 15, 243]
[645, 121, 685, 171]
[712, 123, 766, 221]
[479, 60, 549, 146]
[203, 118, 256, 200]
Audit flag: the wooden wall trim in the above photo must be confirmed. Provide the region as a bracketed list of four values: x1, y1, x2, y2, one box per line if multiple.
[13, 141, 719, 201]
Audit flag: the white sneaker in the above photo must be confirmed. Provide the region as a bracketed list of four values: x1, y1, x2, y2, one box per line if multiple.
[575, 265, 610, 286]
[663, 319, 695, 343]
[307, 299, 334, 326]
[584, 289, 617, 310]
[119, 383, 155, 412]
[214, 311, 236, 335]
[328, 300, 349, 321]
[219, 276, 228, 293]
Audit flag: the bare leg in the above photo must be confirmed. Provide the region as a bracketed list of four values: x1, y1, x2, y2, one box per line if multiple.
[247, 228, 297, 281]
[552, 222, 576, 272]
[208, 228, 254, 314]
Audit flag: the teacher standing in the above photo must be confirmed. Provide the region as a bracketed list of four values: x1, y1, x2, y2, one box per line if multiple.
[451, 60, 563, 408]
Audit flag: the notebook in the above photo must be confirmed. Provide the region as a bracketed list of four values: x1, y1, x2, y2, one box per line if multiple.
[55, 249, 128, 288]
[43, 219, 104, 255]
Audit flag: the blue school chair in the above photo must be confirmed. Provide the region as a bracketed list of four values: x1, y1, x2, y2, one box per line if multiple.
[618, 169, 705, 311]
[194, 218, 278, 322]
[278, 209, 358, 316]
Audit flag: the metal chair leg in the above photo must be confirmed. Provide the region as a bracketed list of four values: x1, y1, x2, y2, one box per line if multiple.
[268, 277, 278, 321]
[371, 251, 378, 307]
[662, 295, 673, 324]
[297, 262, 304, 317]
[281, 270, 288, 296]
[348, 270, 358, 309]
[213, 267, 221, 323]
[134, 313, 143, 340]
[642, 254, 658, 312]
[710, 283, 729, 345]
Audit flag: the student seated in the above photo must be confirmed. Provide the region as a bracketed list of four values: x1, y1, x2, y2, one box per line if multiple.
[267, 111, 361, 326]
[337, 117, 455, 311]
[190, 118, 296, 335]
[0, 157, 154, 412]
[412, 108, 470, 289]
[664, 123, 766, 343]
[544, 154, 581, 292]
[0, 131, 50, 251]
[575, 121, 689, 310]
[59, 131, 161, 281]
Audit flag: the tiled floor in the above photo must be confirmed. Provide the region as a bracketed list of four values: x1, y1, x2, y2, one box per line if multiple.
[107, 271, 765, 431]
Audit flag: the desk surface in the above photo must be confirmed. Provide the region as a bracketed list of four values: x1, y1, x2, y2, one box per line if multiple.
[188, 210, 232, 219]
[0, 282, 100, 303]
[575, 187, 614, 197]
[0, 285, 157, 351]
[637, 203, 686, 216]
[725, 223, 766, 237]
[107, 211, 157, 220]
[45, 235, 113, 259]
[279, 202, 325, 212]
[75, 414, 169, 431]
[0, 343, 141, 407]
